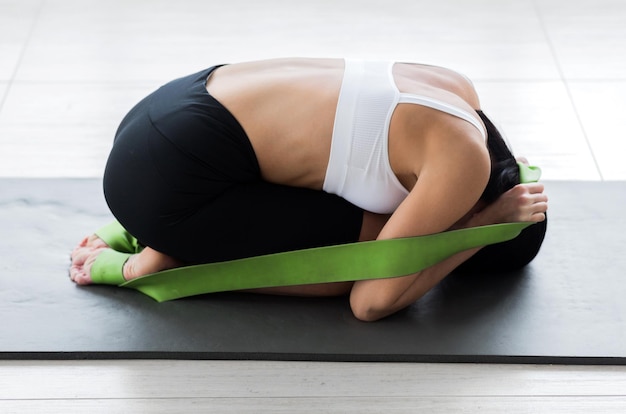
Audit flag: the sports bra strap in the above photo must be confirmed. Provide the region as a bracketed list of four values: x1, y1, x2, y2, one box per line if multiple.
[398, 93, 487, 140]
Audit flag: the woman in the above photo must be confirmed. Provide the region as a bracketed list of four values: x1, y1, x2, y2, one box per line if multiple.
[70, 58, 548, 321]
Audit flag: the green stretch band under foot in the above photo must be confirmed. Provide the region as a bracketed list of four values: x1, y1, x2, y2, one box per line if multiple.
[95, 220, 143, 254]
[121, 222, 533, 302]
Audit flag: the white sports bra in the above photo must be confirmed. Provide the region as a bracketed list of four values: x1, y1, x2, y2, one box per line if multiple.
[323, 59, 486, 214]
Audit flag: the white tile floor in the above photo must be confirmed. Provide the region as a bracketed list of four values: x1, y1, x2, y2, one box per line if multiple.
[1, 0, 626, 412]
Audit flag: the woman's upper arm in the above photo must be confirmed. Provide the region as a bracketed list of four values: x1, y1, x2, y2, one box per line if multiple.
[379, 137, 490, 240]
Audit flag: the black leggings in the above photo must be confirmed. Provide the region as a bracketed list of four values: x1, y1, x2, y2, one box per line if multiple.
[103, 66, 363, 264]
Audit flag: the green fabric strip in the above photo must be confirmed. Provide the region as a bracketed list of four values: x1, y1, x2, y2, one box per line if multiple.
[95, 220, 142, 254]
[122, 222, 533, 302]
[518, 163, 542, 184]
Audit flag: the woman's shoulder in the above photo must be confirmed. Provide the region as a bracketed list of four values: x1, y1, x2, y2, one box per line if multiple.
[393, 62, 481, 109]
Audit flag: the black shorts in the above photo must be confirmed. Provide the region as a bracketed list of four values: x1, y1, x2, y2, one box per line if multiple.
[103, 66, 363, 264]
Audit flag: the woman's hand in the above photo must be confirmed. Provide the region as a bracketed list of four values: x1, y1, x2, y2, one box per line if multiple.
[476, 183, 548, 225]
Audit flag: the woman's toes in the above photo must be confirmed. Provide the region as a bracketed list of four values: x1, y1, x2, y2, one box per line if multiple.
[71, 235, 108, 258]
[71, 246, 92, 266]
[71, 234, 109, 262]
[69, 263, 89, 285]
[87, 234, 109, 249]
[71, 237, 89, 259]
[78, 235, 89, 248]
[69, 246, 107, 285]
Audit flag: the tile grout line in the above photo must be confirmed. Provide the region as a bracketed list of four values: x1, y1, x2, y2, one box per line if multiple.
[531, 0, 605, 181]
[0, 0, 46, 116]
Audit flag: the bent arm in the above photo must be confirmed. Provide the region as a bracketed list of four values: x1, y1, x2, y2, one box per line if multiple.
[350, 181, 548, 322]
[349, 135, 490, 321]
[349, 214, 487, 321]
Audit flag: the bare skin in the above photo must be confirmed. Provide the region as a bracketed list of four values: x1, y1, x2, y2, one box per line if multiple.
[69, 236, 181, 285]
[69, 58, 548, 319]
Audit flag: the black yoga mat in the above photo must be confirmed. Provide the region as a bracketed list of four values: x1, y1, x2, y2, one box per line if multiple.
[1, 179, 624, 364]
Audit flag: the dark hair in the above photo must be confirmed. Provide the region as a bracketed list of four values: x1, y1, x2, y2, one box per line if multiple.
[476, 110, 519, 204]
[455, 110, 548, 274]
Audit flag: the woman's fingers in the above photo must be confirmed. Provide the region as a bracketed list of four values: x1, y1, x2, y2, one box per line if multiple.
[515, 183, 548, 222]
[516, 156, 529, 165]
[476, 182, 548, 225]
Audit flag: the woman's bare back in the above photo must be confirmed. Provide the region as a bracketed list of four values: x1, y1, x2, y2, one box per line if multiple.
[205, 57, 481, 190]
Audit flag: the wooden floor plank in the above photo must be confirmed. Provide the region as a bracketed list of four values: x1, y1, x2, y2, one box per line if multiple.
[2, 361, 626, 400]
[2, 396, 626, 414]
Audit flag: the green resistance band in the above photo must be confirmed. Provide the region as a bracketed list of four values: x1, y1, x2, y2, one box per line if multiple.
[518, 163, 541, 184]
[122, 222, 532, 302]
[120, 162, 541, 302]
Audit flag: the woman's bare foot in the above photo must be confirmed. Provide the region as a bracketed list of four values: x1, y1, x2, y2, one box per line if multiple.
[123, 247, 183, 280]
[69, 235, 182, 285]
[69, 235, 109, 285]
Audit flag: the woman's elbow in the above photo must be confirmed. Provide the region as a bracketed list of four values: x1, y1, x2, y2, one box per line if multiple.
[349, 292, 395, 322]
[349, 279, 423, 321]
[350, 303, 377, 322]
